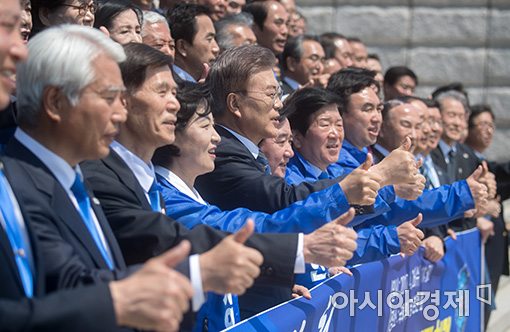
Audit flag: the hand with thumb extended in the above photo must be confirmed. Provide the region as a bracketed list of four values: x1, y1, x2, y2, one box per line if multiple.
[398, 136, 413, 152]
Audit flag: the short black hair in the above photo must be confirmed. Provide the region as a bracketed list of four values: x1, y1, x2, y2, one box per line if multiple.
[384, 66, 418, 87]
[367, 53, 380, 61]
[468, 104, 495, 128]
[327, 67, 378, 114]
[282, 35, 319, 71]
[94, 0, 143, 30]
[319, 32, 346, 59]
[285, 87, 341, 136]
[120, 43, 173, 92]
[168, 3, 211, 45]
[243, 1, 268, 31]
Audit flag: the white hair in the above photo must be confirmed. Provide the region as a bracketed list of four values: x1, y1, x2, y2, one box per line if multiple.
[141, 11, 169, 37]
[16, 25, 126, 126]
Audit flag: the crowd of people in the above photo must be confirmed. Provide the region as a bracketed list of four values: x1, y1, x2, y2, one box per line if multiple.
[0, 0, 509, 331]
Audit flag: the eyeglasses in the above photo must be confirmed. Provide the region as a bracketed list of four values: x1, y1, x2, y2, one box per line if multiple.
[473, 122, 495, 130]
[60, 2, 97, 16]
[235, 86, 283, 107]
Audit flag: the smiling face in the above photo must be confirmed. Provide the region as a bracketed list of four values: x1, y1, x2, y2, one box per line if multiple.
[409, 99, 428, 154]
[379, 103, 422, 152]
[234, 68, 282, 143]
[58, 54, 127, 163]
[439, 97, 467, 145]
[107, 9, 141, 44]
[124, 65, 180, 152]
[293, 104, 343, 170]
[466, 111, 494, 153]
[0, 0, 28, 108]
[259, 118, 293, 177]
[343, 87, 382, 149]
[174, 111, 220, 177]
[427, 106, 443, 151]
[45, 0, 95, 27]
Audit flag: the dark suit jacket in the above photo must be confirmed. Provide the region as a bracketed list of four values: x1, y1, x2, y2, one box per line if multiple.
[80, 150, 297, 284]
[81, 149, 300, 319]
[5, 138, 134, 292]
[0, 157, 118, 332]
[195, 125, 341, 214]
[280, 77, 296, 96]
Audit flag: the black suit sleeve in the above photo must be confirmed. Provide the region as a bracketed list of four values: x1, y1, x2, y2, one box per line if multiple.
[195, 134, 341, 214]
[81, 159, 297, 288]
[0, 283, 117, 332]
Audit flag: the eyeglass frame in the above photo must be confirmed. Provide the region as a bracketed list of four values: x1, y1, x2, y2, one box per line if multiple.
[60, 2, 97, 16]
[232, 86, 283, 108]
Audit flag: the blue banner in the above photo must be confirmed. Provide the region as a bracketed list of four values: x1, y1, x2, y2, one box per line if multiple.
[226, 229, 483, 332]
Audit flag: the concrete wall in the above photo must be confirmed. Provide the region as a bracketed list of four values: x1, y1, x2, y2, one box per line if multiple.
[297, 0, 510, 161]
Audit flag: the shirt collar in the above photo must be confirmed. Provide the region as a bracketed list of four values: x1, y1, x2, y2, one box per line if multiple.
[372, 143, 391, 158]
[15, 128, 78, 191]
[154, 165, 207, 205]
[110, 141, 155, 194]
[172, 64, 197, 83]
[294, 150, 324, 178]
[342, 139, 369, 164]
[439, 139, 457, 157]
[282, 76, 300, 91]
[473, 150, 485, 160]
[219, 125, 260, 159]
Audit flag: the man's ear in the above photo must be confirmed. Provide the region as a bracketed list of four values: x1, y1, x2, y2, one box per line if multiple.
[226, 92, 242, 119]
[292, 129, 304, 149]
[42, 86, 67, 123]
[286, 57, 298, 73]
[99, 26, 110, 38]
[38, 7, 52, 26]
[175, 39, 188, 57]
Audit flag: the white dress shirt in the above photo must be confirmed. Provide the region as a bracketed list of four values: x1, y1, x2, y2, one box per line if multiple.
[111, 141, 205, 310]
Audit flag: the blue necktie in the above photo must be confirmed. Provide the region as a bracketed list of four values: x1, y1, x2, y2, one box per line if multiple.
[148, 180, 162, 212]
[0, 169, 33, 297]
[421, 166, 433, 189]
[318, 171, 329, 180]
[71, 173, 114, 270]
[256, 153, 271, 175]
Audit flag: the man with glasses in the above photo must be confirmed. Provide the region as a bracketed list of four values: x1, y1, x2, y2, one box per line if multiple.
[31, 0, 96, 36]
[280, 35, 328, 95]
[196, 44, 391, 318]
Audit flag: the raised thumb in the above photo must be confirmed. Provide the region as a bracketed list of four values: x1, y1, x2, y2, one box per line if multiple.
[158, 240, 191, 268]
[334, 208, 355, 226]
[361, 153, 373, 170]
[233, 219, 255, 244]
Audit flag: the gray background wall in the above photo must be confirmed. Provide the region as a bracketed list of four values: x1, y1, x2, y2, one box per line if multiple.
[297, 0, 510, 161]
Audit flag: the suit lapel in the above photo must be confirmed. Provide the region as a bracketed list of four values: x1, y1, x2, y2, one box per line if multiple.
[6, 141, 113, 269]
[89, 194, 126, 269]
[102, 150, 153, 211]
[50, 184, 111, 269]
[0, 222, 25, 292]
[1, 159, 43, 294]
